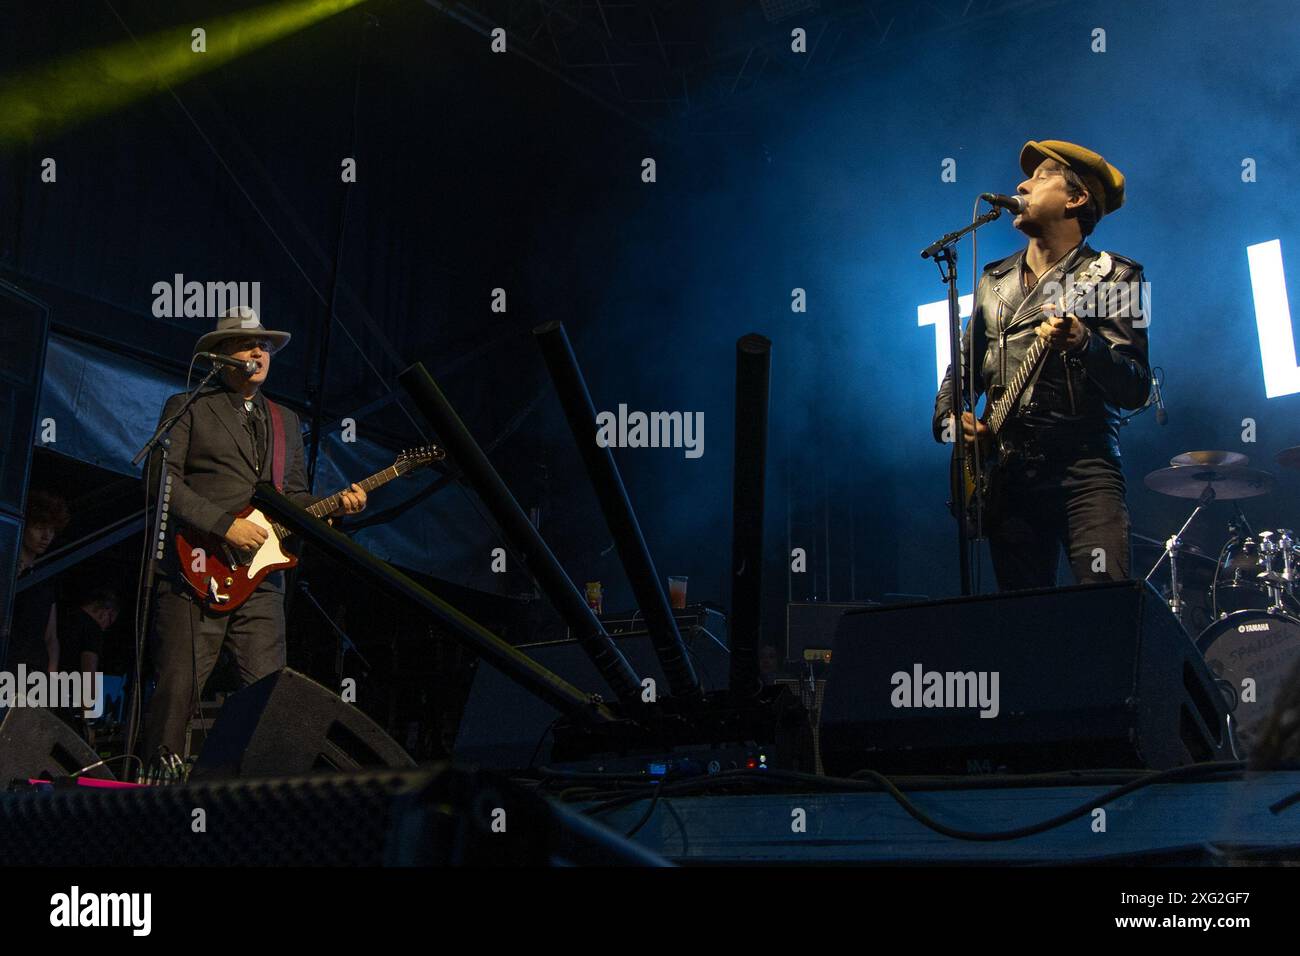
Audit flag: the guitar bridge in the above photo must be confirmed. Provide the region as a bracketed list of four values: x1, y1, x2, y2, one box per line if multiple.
[208, 578, 230, 604]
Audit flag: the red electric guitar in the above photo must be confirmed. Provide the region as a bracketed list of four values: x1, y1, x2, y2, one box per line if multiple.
[174, 445, 443, 613]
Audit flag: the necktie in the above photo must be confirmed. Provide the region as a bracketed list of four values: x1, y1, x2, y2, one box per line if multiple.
[245, 402, 264, 474]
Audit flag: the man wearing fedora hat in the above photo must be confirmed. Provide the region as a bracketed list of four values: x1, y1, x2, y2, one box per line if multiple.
[142, 307, 367, 767]
[932, 140, 1152, 590]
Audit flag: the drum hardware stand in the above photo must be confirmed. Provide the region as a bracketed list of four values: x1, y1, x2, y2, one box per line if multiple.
[1145, 483, 1215, 631]
[1224, 712, 1243, 761]
[1204, 676, 1246, 760]
[1254, 529, 1297, 613]
[1232, 501, 1255, 538]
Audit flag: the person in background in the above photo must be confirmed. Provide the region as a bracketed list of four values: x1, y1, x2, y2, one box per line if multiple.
[61, 585, 119, 676]
[56, 584, 119, 743]
[5, 489, 71, 675]
[758, 644, 784, 686]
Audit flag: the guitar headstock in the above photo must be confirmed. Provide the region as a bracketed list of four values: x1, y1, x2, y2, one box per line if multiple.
[394, 445, 446, 475]
[1079, 252, 1113, 284]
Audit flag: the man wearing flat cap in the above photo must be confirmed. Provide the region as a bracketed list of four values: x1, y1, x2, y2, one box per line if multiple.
[932, 140, 1151, 590]
[142, 307, 367, 768]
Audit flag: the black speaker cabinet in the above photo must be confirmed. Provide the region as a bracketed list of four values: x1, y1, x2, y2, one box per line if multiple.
[191, 668, 416, 779]
[456, 619, 730, 769]
[0, 706, 112, 783]
[819, 581, 1229, 775]
[786, 601, 877, 663]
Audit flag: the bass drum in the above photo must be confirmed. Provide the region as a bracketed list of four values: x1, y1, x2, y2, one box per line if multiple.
[1198, 610, 1300, 754]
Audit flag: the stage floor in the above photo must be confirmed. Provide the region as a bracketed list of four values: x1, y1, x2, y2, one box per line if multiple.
[578, 769, 1300, 864]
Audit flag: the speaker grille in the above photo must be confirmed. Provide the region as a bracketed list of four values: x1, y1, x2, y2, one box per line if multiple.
[0, 771, 418, 866]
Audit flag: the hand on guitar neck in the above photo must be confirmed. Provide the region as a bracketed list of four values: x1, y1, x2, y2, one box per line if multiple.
[1036, 305, 1089, 352]
[331, 482, 368, 517]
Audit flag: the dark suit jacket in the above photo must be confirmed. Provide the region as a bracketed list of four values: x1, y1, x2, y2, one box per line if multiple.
[148, 387, 316, 549]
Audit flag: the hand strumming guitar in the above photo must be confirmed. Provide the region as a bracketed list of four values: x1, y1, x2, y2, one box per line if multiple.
[224, 517, 269, 552]
[960, 411, 992, 449]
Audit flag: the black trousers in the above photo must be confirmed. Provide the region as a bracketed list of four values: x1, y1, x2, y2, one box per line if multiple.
[987, 454, 1132, 591]
[142, 574, 286, 763]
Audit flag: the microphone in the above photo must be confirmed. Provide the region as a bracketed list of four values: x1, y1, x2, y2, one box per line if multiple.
[196, 352, 257, 375]
[980, 193, 1028, 214]
[1152, 372, 1168, 425]
[1234, 502, 1255, 538]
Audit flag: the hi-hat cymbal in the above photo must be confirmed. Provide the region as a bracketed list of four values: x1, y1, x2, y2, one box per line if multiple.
[1144, 464, 1275, 500]
[1277, 446, 1300, 470]
[1170, 450, 1249, 468]
[1131, 532, 1215, 562]
[1131, 533, 1218, 579]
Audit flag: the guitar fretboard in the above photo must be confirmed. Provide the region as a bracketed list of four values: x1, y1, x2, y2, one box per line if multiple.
[268, 465, 401, 540]
[988, 338, 1049, 434]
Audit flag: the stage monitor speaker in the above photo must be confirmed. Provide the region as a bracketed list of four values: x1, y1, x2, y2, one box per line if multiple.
[0, 706, 113, 783]
[0, 765, 667, 866]
[819, 580, 1230, 776]
[786, 601, 878, 663]
[456, 611, 730, 769]
[190, 668, 416, 779]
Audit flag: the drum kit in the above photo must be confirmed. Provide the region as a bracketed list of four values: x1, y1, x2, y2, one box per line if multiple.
[1142, 447, 1300, 756]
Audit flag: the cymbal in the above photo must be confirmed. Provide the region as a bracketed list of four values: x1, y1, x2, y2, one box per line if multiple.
[1131, 532, 1216, 565]
[1143, 464, 1275, 500]
[1170, 450, 1249, 468]
[1131, 534, 1218, 582]
[1276, 446, 1300, 470]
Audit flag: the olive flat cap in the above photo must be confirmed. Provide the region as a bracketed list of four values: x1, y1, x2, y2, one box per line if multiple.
[1020, 139, 1125, 217]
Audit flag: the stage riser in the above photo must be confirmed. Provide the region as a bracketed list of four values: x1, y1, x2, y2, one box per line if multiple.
[583, 775, 1300, 864]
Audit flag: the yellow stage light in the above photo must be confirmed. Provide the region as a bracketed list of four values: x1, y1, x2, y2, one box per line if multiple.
[0, 0, 367, 143]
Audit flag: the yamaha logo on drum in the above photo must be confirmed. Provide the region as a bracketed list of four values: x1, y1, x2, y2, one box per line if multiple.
[1238, 622, 1272, 633]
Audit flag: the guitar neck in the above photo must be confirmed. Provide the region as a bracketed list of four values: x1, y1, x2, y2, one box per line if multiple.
[306, 466, 401, 518]
[988, 338, 1049, 434]
[986, 272, 1100, 435]
[267, 464, 403, 538]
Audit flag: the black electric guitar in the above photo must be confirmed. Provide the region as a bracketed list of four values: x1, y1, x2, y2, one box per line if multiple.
[949, 252, 1114, 537]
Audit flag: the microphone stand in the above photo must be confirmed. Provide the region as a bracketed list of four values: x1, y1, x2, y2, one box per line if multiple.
[124, 366, 223, 765]
[922, 205, 1004, 596]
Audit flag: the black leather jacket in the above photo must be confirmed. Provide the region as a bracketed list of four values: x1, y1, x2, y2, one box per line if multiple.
[931, 243, 1151, 460]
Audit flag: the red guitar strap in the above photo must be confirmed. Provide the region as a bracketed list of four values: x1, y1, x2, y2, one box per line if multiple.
[266, 400, 287, 491]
